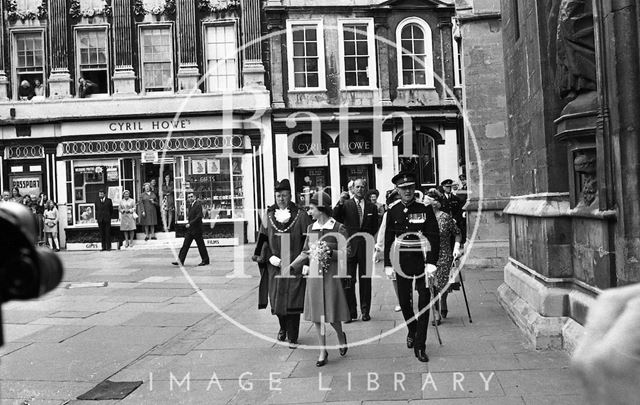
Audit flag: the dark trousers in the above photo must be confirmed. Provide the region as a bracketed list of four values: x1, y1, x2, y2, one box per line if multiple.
[277, 314, 301, 342]
[178, 229, 209, 264]
[396, 274, 430, 351]
[346, 247, 372, 317]
[97, 219, 111, 250]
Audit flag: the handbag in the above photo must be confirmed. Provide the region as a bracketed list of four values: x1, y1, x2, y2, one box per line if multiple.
[132, 212, 139, 220]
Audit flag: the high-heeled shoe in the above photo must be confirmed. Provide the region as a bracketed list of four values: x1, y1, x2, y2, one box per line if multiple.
[316, 350, 329, 367]
[441, 309, 448, 319]
[340, 333, 348, 356]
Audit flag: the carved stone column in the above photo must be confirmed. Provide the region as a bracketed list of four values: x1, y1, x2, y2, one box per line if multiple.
[0, 1, 8, 99]
[49, 0, 72, 98]
[241, 0, 266, 89]
[176, 0, 200, 93]
[113, 0, 136, 95]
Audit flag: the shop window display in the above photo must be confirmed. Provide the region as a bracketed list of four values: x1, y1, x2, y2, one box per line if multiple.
[73, 161, 119, 224]
[177, 155, 244, 221]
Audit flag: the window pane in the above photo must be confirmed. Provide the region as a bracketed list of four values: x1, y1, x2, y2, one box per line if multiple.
[345, 72, 357, 87]
[293, 43, 305, 57]
[307, 73, 319, 87]
[15, 33, 44, 69]
[306, 58, 318, 73]
[294, 72, 306, 87]
[345, 57, 356, 71]
[344, 41, 355, 56]
[306, 42, 317, 57]
[293, 59, 305, 73]
[305, 27, 316, 41]
[141, 27, 173, 91]
[357, 72, 369, 86]
[289, 24, 321, 88]
[205, 25, 238, 91]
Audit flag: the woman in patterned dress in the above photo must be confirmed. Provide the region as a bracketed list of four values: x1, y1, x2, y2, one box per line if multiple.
[426, 189, 462, 324]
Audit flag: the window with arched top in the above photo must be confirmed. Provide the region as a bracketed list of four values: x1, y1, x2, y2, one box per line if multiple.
[396, 17, 434, 88]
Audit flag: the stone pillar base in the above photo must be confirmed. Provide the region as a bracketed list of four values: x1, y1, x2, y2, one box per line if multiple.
[242, 60, 266, 90]
[0, 72, 9, 100]
[177, 66, 201, 94]
[498, 260, 595, 352]
[49, 71, 72, 98]
[464, 197, 510, 269]
[113, 68, 137, 96]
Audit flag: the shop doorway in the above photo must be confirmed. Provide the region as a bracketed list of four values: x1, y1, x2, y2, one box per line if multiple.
[294, 167, 330, 207]
[340, 165, 375, 194]
[142, 163, 174, 232]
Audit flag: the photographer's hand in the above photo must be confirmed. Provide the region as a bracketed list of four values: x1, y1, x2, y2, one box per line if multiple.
[572, 283, 640, 405]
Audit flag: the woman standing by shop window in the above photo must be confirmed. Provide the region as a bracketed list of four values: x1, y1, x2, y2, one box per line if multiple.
[9, 187, 21, 203]
[43, 200, 60, 252]
[161, 174, 175, 232]
[139, 182, 158, 241]
[36, 193, 48, 243]
[119, 190, 137, 248]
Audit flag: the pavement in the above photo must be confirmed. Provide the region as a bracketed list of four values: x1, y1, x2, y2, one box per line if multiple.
[0, 247, 584, 404]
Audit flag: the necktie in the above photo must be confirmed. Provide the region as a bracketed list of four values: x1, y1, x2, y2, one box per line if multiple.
[356, 198, 363, 227]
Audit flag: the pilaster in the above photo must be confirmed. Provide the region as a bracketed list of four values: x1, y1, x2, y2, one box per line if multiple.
[241, 0, 266, 89]
[113, 0, 136, 95]
[48, 0, 72, 98]
[176, 0, 201, 93]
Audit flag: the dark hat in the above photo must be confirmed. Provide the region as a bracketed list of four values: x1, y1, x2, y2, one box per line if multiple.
[309, 191, 333, 214]
[392, 171, 416, 188]
[440, 179, 454, 186]
[274, 179, 291, 192]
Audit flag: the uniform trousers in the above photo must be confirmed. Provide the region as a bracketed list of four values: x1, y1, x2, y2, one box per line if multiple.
[277, 314, 301, 342]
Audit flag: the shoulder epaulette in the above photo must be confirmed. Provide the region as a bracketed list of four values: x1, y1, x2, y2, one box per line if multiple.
[388, 200, 402, 209]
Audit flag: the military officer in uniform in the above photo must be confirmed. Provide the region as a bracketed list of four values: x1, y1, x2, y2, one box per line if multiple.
[384, 171, 440, 362]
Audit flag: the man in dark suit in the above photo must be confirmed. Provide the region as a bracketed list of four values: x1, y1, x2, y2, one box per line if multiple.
[95, 190, 113, 251]
[333, 178, 379, 322]
[173, 192, 209, 266]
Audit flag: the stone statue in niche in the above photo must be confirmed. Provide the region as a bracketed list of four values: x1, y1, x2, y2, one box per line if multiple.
[556, 0, 597, 101]
[574, 151, 598, 207]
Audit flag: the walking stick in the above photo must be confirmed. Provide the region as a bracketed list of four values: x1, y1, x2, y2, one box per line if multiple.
[453, 258, 472, 323]
[428, 273, 443, 345]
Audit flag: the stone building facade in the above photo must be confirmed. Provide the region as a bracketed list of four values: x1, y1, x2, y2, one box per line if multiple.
[498, 0, 640, 350]
[0, 0, 272, 249]
[263, 0, 464, 207]
[454, 0, 509, 268]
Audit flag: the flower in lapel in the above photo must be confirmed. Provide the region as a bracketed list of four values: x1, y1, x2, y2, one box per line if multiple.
[274, 208, 291, 224]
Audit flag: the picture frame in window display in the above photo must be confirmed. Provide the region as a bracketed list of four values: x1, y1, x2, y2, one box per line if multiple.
[78, 203, 96, 224]
[207, 159, 221, 174]
[75, 187, 85, 202]
[192, 159, 206, 175]
[84, 168, 105, 184]
[108, 186, 122, 205]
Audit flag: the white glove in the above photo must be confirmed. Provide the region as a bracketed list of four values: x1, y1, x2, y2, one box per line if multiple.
[425, 264, 437, 276]
[373, 246, 383, 263]
[384, 266, 395, 278]
[269, 256, 281, 267]
[302, 265, 310, 276]
[453, 242, 463, 259]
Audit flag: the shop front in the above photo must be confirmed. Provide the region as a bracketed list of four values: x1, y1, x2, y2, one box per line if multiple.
[56, 116, 258, 250]
[273, 113, 463, 207]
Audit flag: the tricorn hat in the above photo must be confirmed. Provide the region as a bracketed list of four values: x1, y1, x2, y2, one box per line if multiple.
[274, 179, 291, 192]
[391, 171, 416, 188]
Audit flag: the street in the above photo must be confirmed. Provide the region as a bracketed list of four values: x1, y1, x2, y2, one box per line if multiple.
[0, 248, 583, 404]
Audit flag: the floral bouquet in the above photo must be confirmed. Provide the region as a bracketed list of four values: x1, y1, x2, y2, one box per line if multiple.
[308, 241, 332, 275]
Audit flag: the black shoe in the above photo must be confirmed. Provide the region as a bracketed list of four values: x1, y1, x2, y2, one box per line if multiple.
[340, 333, 348, 356]
[414, 348, 429, 362]
[197, 262, 210, 266]
[441, 310, 448, 319]
[316, 351, 329, 367]
[345, 319, 353, 324]
[171, 261, 183, 266]
[277, 329, 287, 342]
[362, 313, 371, 322]
[406, 334, 415, 349]
[289, 340, 298, 349]
[432, 317, 442, 326]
